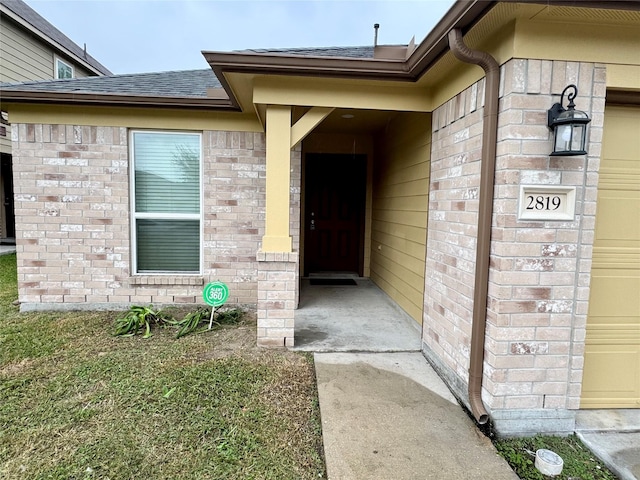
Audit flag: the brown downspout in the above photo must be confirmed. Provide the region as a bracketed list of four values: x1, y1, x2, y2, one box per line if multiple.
[447, 28, 500, 425]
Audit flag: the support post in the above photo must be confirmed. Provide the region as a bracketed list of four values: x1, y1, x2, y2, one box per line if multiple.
[262, 105, 293, 252]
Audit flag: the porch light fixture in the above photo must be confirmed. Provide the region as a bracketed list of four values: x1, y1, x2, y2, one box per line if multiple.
[547, 84, 591, 156]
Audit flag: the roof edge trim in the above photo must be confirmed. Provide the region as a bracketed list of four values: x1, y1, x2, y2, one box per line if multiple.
[204, 1, 496, 81]
[0, 90, 238, 110]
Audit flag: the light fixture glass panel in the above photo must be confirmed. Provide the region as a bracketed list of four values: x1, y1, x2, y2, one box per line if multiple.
[555, 124, 572, 153]
[570, 125, 585, 151]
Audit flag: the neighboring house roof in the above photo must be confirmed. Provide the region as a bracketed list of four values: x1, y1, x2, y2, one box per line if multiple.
[0, 46, 377, 109]
[1, 69, 220, 97]
[0, 69, 225, 108]
[0, 0, 112, 76]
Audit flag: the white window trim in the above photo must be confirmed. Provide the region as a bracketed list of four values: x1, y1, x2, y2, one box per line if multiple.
[129, 129, 203, 275]
[54, 56, 74, 79]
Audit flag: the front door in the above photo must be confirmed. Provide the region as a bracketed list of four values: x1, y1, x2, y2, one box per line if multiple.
[304, 154, 366, 276]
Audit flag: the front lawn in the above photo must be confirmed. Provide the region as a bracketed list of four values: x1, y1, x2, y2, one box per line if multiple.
[0, 254, 326, 479]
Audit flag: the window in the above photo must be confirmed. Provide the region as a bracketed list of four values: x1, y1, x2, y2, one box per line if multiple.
[130, 131, 202, 274]
[55, 57, 74, 79]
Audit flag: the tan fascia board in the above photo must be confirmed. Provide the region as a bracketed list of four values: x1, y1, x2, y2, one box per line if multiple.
[0, 90, 237, 110]
[252, 76, 432, 112]
[0, 4, 110, 76]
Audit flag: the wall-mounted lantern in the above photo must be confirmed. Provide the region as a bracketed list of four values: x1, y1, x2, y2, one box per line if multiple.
[547, 84, 591, 156]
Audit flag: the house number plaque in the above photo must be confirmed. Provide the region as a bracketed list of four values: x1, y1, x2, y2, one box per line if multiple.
[518, 185, 576, 221]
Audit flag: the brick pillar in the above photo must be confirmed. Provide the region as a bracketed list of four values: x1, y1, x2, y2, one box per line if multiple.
[256, 251, 299, 347]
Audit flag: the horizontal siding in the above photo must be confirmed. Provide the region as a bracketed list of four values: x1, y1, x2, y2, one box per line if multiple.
[371, 112, 431, 324]
[0, 18, 53, 82]
[1, 17, 96, 83]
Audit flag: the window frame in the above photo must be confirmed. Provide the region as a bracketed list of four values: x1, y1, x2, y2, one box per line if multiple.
[54, 57, 74, 79]
[129, 129, 203, 275]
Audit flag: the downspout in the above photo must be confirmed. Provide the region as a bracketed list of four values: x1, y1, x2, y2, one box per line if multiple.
[447, 28, 500, 425]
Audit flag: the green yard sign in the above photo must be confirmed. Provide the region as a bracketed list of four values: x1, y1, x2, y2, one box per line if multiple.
[203, 281, 229, 307]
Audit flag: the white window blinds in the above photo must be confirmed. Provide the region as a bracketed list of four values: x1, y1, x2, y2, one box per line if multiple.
[131, 132, 201, 273]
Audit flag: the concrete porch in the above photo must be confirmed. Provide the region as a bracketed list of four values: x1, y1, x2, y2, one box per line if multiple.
[292, 277, 422, 352]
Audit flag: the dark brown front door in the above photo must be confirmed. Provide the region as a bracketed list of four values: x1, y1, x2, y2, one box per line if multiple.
[304, 154, 366, 276]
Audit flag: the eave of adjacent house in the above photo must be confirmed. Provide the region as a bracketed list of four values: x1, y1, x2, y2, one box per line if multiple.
[0, 90, 235, 110]
[0, 2, 111, 76]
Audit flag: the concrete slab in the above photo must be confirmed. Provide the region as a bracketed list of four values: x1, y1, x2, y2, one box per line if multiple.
[0, 245, 16, 256]
[576, 410, 640, 480]
[293, 279, 422, 352]
[315, 352, 518, 480]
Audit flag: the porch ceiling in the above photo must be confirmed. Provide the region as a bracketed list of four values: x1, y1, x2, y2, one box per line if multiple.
[296, 107, 399, 135]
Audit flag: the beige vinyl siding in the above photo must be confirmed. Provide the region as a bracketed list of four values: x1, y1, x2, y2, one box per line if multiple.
[0, 133, 10, 155]
[1, 17, 54, 82]
[371, 112, 431, 324]
[0, 16, 94, 153]
[0, 16, 94, 83]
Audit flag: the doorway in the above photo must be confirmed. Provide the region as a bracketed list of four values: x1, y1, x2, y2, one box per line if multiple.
[304, 153, 366, 276]
[1, 153, 15, 244]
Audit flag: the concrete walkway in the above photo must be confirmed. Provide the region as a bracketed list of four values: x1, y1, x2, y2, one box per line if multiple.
[294, 279, 517, 479]
[0, 244, 16, 256]
[296, 280, 638, 479]
[576, 409, 640, 480]
[315, 352, 518, 480]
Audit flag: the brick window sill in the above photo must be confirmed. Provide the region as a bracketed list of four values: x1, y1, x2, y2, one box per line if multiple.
[128, 275, 204, 286]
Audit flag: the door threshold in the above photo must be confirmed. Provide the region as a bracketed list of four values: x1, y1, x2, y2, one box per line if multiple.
[306, 272, 360, 279]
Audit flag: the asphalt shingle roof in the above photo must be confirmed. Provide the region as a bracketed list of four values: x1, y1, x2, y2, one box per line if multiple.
[239, 46, 376, 59]
[0, 0, 112, 75]
[1, 69, 221, 98]
[0, 46, 381, 98]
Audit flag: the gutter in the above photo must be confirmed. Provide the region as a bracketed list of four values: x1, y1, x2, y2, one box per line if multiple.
[0, 91, 237, 110]
[447, 28, 500, 426]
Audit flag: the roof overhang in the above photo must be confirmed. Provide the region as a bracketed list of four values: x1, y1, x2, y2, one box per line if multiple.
[2, 0, 639, 114]
[203, 0, 640, 112]
[203, 1, 494, 89]
[0, 90, 234, 110]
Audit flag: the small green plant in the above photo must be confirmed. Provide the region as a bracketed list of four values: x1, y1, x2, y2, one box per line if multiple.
[495, 434, 617, 480]
[175, 307, 245, 338]
[215, 308, 244, 326]
[175, 307, 212, 338]
[113, 305, 171, 338]
[113, 305, 245, 339]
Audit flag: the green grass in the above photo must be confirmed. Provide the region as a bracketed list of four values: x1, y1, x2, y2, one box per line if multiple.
[495, 434, 617, 480]
[0, 254, 326, 479]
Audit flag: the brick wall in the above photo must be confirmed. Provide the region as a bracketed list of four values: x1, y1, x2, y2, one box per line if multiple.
[11, 124, 283, 310]
[423, 60, 604, 435]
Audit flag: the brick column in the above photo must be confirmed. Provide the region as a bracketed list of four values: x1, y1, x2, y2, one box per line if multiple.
[423, 59, 605, 436]
[256, 251, 299, 347]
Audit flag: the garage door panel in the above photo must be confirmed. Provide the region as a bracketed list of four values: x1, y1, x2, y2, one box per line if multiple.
[588, 274, 640, 318]
[581, 346, 640, 408]
[595, 196, 640, 242]
[582, 105, 640, 409]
